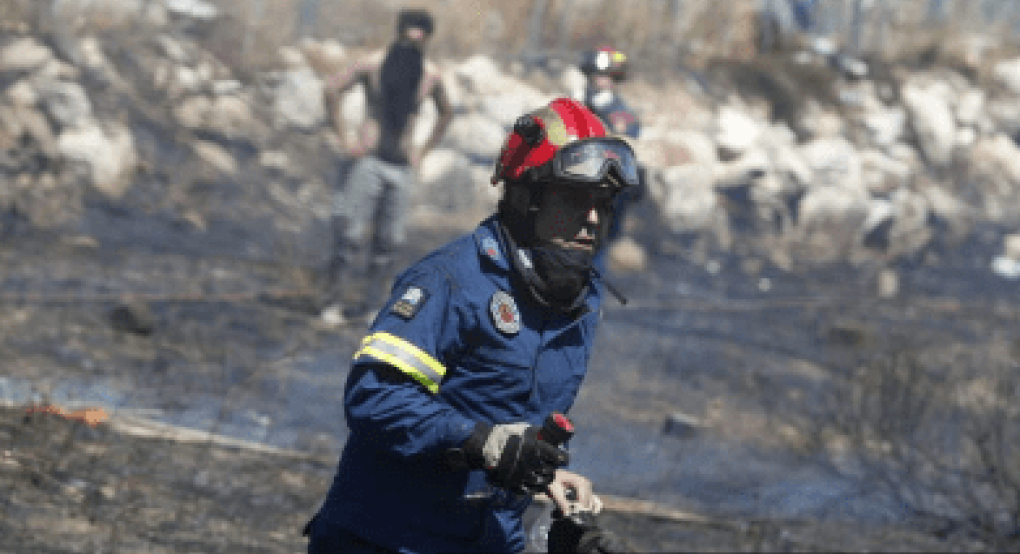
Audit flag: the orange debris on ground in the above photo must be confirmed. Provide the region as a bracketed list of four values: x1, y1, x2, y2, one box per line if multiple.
[25, 405, 110, 427]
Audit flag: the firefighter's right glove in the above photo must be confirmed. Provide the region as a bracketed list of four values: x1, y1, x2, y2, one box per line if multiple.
[461, 422, 569, 494]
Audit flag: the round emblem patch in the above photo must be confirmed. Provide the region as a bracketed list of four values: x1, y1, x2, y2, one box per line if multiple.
[489, 291, 520, 335]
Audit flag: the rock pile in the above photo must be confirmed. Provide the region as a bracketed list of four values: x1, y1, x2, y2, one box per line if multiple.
[3, 3, 1020, 272]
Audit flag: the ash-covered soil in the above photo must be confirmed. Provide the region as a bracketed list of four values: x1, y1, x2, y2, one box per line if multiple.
[1, 404, 332, 554]
[0, 404, 976, 553]
[0, 213, 1009, 553]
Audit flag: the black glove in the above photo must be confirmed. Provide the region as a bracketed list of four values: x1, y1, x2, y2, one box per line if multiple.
[461, 421, 569, 494]
[548, 511, 633, 554]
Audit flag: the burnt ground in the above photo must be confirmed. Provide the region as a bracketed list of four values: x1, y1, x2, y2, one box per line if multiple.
[0, 206, 1011, 552]
[0, 403, 976, 554]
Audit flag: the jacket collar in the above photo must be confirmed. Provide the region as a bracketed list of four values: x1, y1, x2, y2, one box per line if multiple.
[473, 215, 603, 317]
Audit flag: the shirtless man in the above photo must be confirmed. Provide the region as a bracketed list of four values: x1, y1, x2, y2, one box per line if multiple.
[320, 9, 453, 323]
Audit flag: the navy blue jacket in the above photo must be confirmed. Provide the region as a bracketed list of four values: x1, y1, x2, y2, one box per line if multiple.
[314, 215, 605, 553]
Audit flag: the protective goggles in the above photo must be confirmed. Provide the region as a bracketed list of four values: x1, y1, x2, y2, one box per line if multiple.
[530, 137, 640, 188]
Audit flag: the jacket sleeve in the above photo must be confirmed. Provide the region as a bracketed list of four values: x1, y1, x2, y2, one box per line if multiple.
[343, 266, 478, 459]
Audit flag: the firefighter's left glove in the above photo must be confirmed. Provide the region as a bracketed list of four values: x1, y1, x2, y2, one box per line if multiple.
[461, 422, 569, 494]
[548, 511, 634, 554]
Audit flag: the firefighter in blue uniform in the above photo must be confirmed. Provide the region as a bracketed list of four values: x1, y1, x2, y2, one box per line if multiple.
[579, 46, 645, 244]
[304, 98, 640, 554]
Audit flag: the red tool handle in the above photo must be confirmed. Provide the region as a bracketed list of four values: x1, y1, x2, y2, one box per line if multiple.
[537, 412, 574, 447]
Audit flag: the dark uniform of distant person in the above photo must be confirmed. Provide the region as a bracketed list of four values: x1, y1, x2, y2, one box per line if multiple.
[303, 98, 641, 553]
[319, 9, 453, 323]
[579, 46, 646, 244]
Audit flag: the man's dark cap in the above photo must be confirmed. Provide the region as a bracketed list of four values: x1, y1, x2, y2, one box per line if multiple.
[398, 9, 434, 37]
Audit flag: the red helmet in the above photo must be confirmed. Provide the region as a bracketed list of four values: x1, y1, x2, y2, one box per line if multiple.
[491, 97, 639, 189]
[579, 45, 629, 81]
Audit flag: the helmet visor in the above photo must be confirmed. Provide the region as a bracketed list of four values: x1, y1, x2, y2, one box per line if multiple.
[555, 138, 640, 187]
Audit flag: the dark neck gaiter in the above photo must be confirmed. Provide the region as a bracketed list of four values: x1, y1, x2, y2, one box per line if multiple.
[495, 212, 592, 314]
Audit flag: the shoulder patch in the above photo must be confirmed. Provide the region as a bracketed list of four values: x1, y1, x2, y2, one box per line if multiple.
[391, 286, 430, 320]
[489, 291, 520, 335]
[481, 236, 501, 263]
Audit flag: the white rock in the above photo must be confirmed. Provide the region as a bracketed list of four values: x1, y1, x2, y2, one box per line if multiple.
[771, 145, 813, 190]
[662, 130, 717, 166]
[608, 237, 647, 273]
[992, 257, 1020, 280]
[410, 99, 437, 150]
[902, 84, 957, 168]
[207, 95, 252, 137]
[302, 39, 346, 77]
[279, 46, 307, 69]
[418, 147, 468, 187]
[887, 189, 932, 252]
[797, 186, 870, 245]
[439, 67, 466, 112]
[799, 136, 864, 194]
[1005, 234, 1020, 262]
[273, 68, 324, 131]
[478, 90, 550, 128]
[195, 61, 214, 84]
[58, 122, 137, 198]
[35, 58, 81, 82]
[472, 165, 501, 212]
[860, 149, 911, 195]
[560, 65, 587, 101]
[925, 80, 958, 108]
[956, 89, 986, 126]
[942, 35, 996, 76]
[877, 269, 899, 298]
[657, 164, 722, 234]
[970, 134, 1020, 185]
[9, 105, 58, 157]
[631, 139, 669, 169]
[6, 80, 37, 107]
[192, 140, 236, 174]
[37, 80, 93, 128]
[921, 185, 972, 235]
[157, 35, 188, 63]
[455, 55, 504, 95]
[179, 65, 206, 93]
[79, 36, 109, 70]
[0, 38, 53, 72]
[985, 98, 1020, 136]
[0, 106, 23, 144]
[174, 95, 212, 128]
[442, 113, 506, 160]
[714, 106, 761, 158]
[328, 80, 364, 133]
[798, 101, 844, 140]
[163, 0, 218, 20]
[260, 151, 290, 171]
[885, 142, 920, 167]
[416, 148, 479, 212]
[76, 0, 143, 26]
[716, 148, 770, 187]
[211, 80, 243, 95]
[994, 58, 1020, 95]
[956, 127, 977, 149]
[761, 122, 798, 147]
[144, 0, 169, 26]
[863, 107, 906, 147]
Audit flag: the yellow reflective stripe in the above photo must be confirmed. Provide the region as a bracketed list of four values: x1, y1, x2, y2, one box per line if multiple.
[353, 332, 446, 394]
